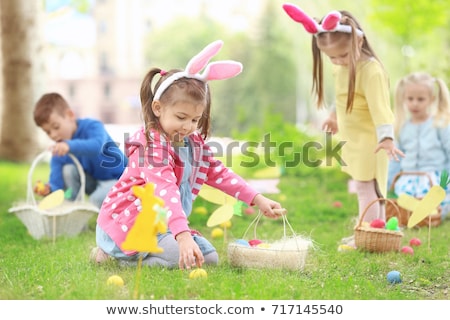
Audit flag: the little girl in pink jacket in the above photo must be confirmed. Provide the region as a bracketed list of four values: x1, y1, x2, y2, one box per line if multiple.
[92, 40, 282, 269]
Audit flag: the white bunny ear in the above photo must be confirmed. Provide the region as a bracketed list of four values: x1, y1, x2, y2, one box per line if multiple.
[200, 61, 243, 81]
[185, 40, 223, 75]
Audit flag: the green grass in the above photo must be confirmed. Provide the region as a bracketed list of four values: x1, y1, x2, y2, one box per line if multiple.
[0, 160, 449, 300]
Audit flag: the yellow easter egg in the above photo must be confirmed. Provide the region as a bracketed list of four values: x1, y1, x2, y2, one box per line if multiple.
[219, 220, 232, 228]
[193, 206, 208, 215]
[256, 243, 271, 249]
[338, 244, 356, 252]
[107, 275, 124, 286]
[211, 227, 224, 239]
[189, 268, 208, 279]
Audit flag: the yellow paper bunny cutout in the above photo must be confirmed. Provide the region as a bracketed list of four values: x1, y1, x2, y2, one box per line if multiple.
[122, 183, 167, 253]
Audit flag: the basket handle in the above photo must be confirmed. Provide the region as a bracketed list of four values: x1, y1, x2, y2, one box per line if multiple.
[242, 208, 295, 240]
[389, 171, 434, 191]
[356, 198, 400, 228]
[26, 151, 86, 206]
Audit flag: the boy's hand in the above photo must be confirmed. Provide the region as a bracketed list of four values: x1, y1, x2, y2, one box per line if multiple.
[34, 181, 50, 197]
[50, 141, 70, 156]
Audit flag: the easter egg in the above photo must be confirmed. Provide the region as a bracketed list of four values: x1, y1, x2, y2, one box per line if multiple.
[211, 227, 224, 239]
[409, 238, 421, 246]
[107, 275, 124, 287]
[235, 239, 250, 246]
[219, 220, 232, 228]
[401, 246, 414, 255]
[386, 217, 399, 230]
[243, 207, 255, 215]
[257, 243, 271, 249]
[193, 206, 208, 215]
[333, 201, 342, 208]
[338, 244, 356, 252]
[387, 270, 402, 284]
[248, 239, 263, 247]
[370, 219, 385, 229]
[189, 268, 208, 279]
[36, 181, 46, 193]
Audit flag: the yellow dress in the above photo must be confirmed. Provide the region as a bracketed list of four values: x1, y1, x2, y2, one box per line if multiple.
[333, 58, 393, 197]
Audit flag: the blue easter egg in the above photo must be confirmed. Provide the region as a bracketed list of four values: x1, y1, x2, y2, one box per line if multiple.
[387, 270, 402, 284]
[235, 239, 250, 246]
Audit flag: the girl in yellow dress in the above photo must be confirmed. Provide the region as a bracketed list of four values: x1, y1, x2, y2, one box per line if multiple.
[282, 4, 404, 245]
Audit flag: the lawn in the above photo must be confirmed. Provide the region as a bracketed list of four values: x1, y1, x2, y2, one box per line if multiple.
[0, 159, 448, 301]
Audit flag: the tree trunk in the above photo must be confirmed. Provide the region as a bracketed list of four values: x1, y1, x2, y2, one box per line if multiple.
[0, 0, 42, 162]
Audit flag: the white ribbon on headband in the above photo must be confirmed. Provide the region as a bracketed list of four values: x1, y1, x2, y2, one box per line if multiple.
[282, 3, 364, 37]
[154, 40, 243, 100]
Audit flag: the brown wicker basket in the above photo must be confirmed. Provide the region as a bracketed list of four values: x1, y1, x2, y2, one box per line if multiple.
[387, 171, 441, 227]
[354, 198, 403, 253]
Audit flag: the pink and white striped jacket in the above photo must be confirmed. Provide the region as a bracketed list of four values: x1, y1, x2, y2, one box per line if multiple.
[97, 127, 258, 255]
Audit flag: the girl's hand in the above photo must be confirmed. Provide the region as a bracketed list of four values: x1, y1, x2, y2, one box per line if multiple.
[374, 138, 405, 161]
[322, 112, 338, 134]
[175, 231, 204, 270]
[252, 194, 283, 219]
[34, 180, 50, 197]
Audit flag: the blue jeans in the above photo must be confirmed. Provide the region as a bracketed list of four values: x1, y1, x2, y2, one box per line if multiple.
[62, 164, 117, 208]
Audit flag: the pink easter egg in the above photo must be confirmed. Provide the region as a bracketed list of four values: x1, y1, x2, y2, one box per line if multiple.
[401, 246, 414, 255]
[409, 238, 421, 247]
[244, 207, 255, 215]
[248, 239, 262, 247]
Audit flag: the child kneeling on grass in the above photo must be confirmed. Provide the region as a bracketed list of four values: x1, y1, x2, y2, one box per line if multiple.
[91, 40, 282, 269]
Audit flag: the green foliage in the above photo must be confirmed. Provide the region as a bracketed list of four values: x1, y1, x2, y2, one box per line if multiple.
[368, 0, 447, 42]
[439, 170, 450, 189]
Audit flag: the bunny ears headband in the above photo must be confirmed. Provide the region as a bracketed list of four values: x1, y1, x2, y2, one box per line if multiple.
[154, 40, 243, 100]
[282, 3, 364, 37]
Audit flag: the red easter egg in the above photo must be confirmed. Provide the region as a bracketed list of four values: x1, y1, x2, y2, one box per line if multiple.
[409, 238, 421, 246]
[401, 246, 414, 255]
[333, 201, 342, 208]
[370, 219, 385, 228]
[248, 239, 262, 247]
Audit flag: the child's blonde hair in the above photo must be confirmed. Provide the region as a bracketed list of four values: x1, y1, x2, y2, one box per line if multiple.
[312, 10, 381, 112]
[394, 72, 450, 137]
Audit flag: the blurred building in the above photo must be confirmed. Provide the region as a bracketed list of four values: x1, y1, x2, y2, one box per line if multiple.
[43, 0, 263, 125]
[44, 0, 147, 124]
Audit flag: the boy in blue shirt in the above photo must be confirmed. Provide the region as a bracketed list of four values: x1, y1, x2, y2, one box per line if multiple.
[33, 92, 127, 208]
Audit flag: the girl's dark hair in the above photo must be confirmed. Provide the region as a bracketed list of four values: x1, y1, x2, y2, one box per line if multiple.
[312, 10, 381, 112]
[139, 68, 212, 142]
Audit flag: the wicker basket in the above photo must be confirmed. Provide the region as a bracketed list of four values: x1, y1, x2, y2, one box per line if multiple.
[354, 198, 403, 253]
[387, 171, 441, 227]
[8, 151, 99, 240]
[228, 210, 313, 271]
